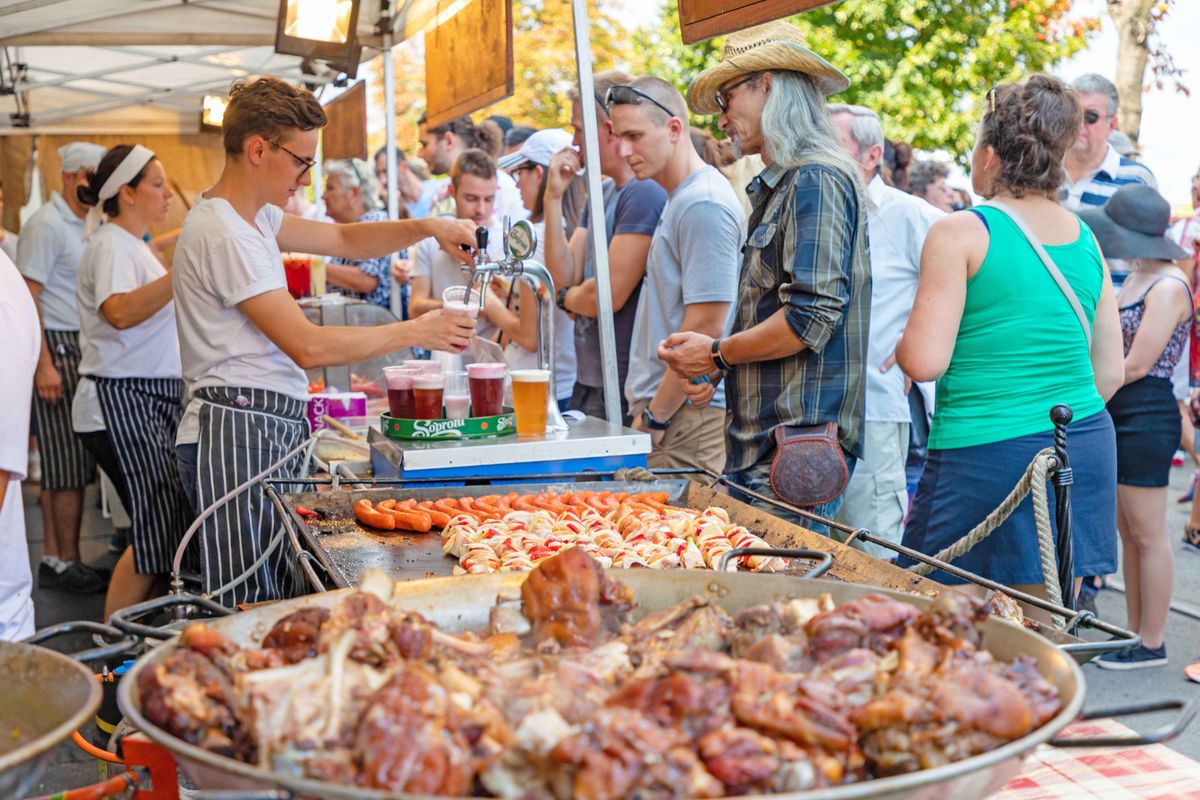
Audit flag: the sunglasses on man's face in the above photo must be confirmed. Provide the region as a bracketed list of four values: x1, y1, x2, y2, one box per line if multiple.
[1083, 109, 1104, 125]
[604, 85, 676, 120]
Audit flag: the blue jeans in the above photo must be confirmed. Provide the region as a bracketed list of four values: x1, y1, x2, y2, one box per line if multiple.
[727, 456, 857, 538]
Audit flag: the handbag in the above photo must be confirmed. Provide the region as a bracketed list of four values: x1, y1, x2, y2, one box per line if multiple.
[977, 200, 1093, 350]
[769, 422, 850, 508]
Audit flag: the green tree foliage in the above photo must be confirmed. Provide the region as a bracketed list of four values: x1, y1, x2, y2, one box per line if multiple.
[628, 0, 1098, 164]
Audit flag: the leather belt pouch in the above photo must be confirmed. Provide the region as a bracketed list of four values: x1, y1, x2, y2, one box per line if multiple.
[768, 422, 849, 508]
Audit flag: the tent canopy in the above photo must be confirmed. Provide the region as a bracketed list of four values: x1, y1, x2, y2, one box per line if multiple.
[0, 0, 450, 133]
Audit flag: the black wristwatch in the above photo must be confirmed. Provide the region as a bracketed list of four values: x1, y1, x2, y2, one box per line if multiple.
[711, 338, 731, 372]
[641, 407, 671, 431]
[555, 286, 571, 312]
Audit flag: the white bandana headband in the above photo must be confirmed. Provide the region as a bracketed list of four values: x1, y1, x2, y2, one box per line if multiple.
[84, 144, 156, 237]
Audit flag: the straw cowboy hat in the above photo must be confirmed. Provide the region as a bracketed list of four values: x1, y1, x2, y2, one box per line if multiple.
[687, 20, 849, 115]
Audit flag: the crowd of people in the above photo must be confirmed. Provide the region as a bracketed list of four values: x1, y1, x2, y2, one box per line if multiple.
[1, 19, 1198, 681]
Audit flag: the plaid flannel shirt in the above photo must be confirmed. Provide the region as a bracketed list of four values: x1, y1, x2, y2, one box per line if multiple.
[725, 159, 871, 473]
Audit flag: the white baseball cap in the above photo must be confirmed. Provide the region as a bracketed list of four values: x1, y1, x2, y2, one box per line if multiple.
[497, 128, 573, 172]
[58, 142, 107, 173]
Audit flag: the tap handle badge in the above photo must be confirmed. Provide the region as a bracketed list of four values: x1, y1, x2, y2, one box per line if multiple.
[475, 225, 490, 254]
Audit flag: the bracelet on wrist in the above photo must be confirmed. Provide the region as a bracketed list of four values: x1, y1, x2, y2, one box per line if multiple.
[555, 286, 570, 312]
[711, 338, 731, 372]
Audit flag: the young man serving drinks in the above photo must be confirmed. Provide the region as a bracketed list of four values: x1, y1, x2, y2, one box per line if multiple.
[173, 77, 478, 605]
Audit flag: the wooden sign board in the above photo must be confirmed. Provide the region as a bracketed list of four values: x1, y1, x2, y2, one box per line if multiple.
[679, 0, 840, 44]
[322, 81, 368, 162]
[424, 0, 514, 127]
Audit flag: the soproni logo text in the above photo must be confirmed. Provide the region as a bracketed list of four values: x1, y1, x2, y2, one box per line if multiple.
[496, 414, 514, 431]
[413, 419, 464, 437]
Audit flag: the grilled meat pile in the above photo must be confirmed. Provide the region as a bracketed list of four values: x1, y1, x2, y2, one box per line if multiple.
[137, 547, 1062, 798]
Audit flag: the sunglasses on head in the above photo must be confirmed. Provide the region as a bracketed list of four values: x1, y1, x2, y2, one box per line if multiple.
[593, 91, 610, 119]
[605, 85, 676, 119]
[1083, 109, 1103, 125]
[715, 73, 760, 112]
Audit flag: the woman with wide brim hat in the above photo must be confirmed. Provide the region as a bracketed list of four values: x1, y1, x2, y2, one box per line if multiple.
[1081, 183, 1191, 671]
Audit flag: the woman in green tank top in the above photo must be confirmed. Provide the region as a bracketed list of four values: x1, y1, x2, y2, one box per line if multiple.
[895, 76, 1123, 619]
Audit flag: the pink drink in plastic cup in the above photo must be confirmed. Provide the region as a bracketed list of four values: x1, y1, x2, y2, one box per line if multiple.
[442, 286, 481, 319]
[412, 373, 445, 420]
[383, 366, 416, 418]
[467, 362, 506, 417]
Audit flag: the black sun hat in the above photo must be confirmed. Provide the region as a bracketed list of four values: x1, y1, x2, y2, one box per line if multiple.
[1078, 184, 1188, 261]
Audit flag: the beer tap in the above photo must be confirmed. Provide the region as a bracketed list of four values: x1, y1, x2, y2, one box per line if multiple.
[463, 219, 566, 433]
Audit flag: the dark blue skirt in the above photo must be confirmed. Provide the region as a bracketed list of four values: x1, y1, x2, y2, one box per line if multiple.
[899, 409, 1117, 586]
[1107, 376, 1179, 488]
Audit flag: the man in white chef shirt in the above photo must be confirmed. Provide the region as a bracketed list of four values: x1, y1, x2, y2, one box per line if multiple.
[172, 77, 477, 606]
[0, 250, 39, 640]
[829, 105, 943, 556]
[16, 140, 110, 595]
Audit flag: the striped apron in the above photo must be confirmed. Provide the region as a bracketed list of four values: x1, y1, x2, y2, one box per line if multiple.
[93, 377, 191, 574]
[193, 386, 309, 606]
[33, 329, 96, 490]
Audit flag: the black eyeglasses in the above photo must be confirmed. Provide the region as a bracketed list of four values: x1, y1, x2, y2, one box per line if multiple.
[271, 141, 316, 177]
[715, 73, 760, 112]
[605, 85, 676, 119]
[1083, 109, 1103, 125]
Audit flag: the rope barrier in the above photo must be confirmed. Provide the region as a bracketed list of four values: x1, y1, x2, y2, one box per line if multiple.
[908, 447, 1066, 627]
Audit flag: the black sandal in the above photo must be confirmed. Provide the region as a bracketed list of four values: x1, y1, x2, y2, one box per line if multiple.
[1183, 526, 1200, 553]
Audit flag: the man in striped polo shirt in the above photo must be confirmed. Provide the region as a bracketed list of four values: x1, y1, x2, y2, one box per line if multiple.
[1063, 74, 1157, 219]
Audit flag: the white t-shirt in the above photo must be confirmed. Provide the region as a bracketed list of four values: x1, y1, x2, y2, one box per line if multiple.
[501, 221, 576, 400]
[173, 198, 302, 444]
[862, 176, 944, 422]
[0, 251, 37, 641]
[15, 192, 86, 331]
[73, 224, 183, 433]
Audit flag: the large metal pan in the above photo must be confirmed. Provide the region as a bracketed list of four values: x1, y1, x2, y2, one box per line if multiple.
[0, 640, 102, 798]
[116, 570, 1194, 800]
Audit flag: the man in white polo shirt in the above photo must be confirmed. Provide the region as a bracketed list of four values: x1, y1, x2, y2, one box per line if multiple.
[17, 141, 109, 595]
[830, 105, 942, 557]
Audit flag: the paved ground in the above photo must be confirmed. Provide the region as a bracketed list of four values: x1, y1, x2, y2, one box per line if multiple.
[17, 464, 1200, 796]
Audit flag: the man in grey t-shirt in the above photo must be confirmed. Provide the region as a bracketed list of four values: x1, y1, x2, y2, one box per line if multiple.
[609, 77, 745, 474]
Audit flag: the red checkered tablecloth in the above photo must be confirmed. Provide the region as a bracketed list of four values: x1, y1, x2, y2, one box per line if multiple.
[993, 718, 1200, 798]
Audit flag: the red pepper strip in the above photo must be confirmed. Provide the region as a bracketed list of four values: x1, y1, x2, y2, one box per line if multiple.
[294, 505, 318, 518]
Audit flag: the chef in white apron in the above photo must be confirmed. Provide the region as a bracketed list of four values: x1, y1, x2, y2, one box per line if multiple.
[173, 76, 479, 605]
[74, 144, 192, 617]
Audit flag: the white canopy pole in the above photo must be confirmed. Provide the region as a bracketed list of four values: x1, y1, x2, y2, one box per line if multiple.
[383, 31, 399, 222]
[570, 0, 621, 425]
[381, 12, 403, 320]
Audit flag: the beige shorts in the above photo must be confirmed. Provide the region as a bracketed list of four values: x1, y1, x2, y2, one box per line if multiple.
[834, 420, 910, 559]
[630, 399, 727, 476]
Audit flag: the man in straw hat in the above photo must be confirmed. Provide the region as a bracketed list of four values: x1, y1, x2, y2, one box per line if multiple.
[18, 140, 112, 595]
[658, 21, 871, 531]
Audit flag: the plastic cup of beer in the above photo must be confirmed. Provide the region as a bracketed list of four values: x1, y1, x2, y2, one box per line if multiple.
[383, 365, 417, 418]
[412, 373, 445, 420]
[444, 371, 470, 420]
[442, 285, 481, 319]
[510, 369, 550, 436]
[467, 362, 506, 417]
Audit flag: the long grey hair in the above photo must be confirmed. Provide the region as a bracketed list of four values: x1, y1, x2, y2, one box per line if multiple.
[760, 70, 865, 196]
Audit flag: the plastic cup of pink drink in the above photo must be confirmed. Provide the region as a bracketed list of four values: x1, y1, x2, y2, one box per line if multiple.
[442, 285, 482, 319]
[467, 362, 506, 417]
[444, 371, 470, 420]
[383, 365, 418, 418]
